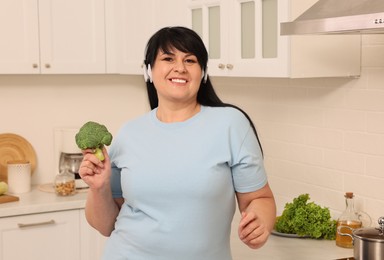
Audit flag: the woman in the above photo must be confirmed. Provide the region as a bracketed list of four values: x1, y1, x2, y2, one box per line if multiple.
[79, 26, 276, 260]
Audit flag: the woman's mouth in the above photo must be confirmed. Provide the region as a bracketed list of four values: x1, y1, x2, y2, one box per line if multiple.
[171, 78, 187, 84]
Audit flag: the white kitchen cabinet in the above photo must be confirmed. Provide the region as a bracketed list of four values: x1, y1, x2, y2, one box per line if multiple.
[105, 0, 154, 74]
[0, 0, 39, 74]
[106, 0, 190, 74]
[0, 209, 107, 260]
[188, 0, 361, 78]
[80, 209, 107, 259]
[0, 0, 106, 74]
[0, 210, 80, 260]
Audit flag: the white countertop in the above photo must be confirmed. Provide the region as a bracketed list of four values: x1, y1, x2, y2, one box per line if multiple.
[0, 186, 355, 259]
[238, 235, 354, 260]
[0, 185, 88, 218]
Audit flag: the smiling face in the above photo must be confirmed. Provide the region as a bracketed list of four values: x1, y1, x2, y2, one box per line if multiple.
[151, 47, 203, 107]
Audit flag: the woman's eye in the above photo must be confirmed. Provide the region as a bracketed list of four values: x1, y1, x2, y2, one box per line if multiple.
[185, 59, 197, 64]
[162, 57, 173, 62]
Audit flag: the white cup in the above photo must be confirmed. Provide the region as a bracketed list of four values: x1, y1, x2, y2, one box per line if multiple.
[7, 160, 31, 194]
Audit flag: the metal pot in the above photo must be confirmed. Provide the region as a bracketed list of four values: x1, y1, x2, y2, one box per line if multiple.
[338, 217, 384, 260]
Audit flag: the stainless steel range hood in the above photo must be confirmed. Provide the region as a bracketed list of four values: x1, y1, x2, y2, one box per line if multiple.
[281, 0, 384, 35]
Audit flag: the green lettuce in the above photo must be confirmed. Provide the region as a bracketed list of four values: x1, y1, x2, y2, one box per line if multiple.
[275, 194, 337, 240]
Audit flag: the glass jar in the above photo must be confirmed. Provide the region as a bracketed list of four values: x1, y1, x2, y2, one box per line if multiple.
[336, 192, 362, 248]
[54, 168, 76, 196]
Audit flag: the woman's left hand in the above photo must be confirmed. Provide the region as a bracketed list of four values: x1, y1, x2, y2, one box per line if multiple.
[236, 183, 276, 249]
[238, 211, 270, 249]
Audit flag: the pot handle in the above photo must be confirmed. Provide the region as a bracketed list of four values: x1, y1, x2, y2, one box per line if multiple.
[337, 226, 354, 242]
[378, 216, 384, 235]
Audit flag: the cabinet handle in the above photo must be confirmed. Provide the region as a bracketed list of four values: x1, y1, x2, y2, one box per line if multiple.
[45, 64, 51, 69]
[218, 63, 225, 69]
[32, 64, 38, 69]
[226, 64, 234, 70]
[18, 219, 55, 228]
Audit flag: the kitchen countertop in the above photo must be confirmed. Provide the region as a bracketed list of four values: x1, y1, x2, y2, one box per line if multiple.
[241, 235, 354, 260]
[0, 185, 88, 218]
[0, 186, 355, 259]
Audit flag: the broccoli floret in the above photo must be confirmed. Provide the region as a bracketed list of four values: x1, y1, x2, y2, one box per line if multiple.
[75, 121, 113, 161]
[275, 194, 337, 240]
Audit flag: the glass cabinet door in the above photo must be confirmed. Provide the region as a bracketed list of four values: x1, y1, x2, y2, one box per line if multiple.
[208, 6, 221, 59]
[189, 0, 287, 77]
[192, 5, 221, 59]
[240, 1, 255, 59]
[189, 0, 360, 78]
[191, 0, 228, 75]
[229, 0, 287, 76]
[261, 0, 277, 58]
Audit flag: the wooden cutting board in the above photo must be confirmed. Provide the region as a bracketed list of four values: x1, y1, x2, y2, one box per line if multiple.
[0, 194, 19, 204]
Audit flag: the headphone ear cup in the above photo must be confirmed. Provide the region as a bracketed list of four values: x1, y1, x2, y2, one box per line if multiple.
[143, 64, 153, 83]
[143, 64, 149, 82]
[202, 68, 208, 83]
[147, 64, 153, 83]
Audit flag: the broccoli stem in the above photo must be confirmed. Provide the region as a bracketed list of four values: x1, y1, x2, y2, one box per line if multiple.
[94, 147, 105, 161]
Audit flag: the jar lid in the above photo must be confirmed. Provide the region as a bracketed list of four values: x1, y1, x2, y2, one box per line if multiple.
[7, 159, 29, 165]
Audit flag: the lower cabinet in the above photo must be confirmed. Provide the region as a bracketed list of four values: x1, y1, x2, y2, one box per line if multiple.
[0, 209, 106, 260]
[80, 209, 108, 259]
[0, 208, 265, 259]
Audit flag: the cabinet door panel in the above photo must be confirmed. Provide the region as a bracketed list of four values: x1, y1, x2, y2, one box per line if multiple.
[107, 0, 155, 74]
[120, 1, 154, 73]
[0, 0, 40, 74]
[38, 0, 106, 74]
[0, 211, 80, 260]
[106, 0, 189, 75]
[80, 209, 107, 260]
[229, 0, 289, 77]
[191, 0, 229, 76]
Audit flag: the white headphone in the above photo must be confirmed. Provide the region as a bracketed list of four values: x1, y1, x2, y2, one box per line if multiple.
[143, 64, 153, 83]
[143, 64, 208, 84]
[202, 67, 208, 83]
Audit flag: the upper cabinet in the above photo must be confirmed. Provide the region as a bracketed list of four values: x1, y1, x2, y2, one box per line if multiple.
[106, 0, 190, 74]
[188, 0, 361, 78]
[105, 0, 154, 74]
[0, 0, 361, 77]
[0, 0, 106, 74]
[0, 0, 39, 74]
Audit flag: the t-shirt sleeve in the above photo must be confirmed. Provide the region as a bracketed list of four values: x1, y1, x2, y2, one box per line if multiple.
[109, 138, 123, 198]
[110, 163, 123, 198]
[231, 121, 267, 193]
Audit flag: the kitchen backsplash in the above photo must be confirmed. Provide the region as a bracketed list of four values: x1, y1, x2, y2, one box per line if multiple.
[1, 34, 384, 223]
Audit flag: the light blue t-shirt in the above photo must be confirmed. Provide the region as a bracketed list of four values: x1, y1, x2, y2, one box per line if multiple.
[103, 106, 267, 260]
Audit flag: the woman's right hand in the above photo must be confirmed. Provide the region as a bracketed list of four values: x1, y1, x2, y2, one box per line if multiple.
[78, 147, 111, 190]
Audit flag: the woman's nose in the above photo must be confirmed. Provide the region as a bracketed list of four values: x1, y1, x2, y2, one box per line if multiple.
[173, 60, 186, 73]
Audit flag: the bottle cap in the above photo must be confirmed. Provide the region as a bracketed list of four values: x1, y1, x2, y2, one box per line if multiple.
[345, 192, 354, 198]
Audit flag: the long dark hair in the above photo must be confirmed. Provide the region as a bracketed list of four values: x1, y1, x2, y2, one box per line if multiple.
[143, 26, 263, 153]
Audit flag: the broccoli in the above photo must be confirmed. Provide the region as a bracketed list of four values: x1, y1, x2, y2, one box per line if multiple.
[275, 194, 337, 240]
[75, 121, 113, 161]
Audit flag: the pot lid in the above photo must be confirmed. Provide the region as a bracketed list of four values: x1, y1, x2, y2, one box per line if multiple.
[353, 217, 384, 242]
[354, 228, 384, 242]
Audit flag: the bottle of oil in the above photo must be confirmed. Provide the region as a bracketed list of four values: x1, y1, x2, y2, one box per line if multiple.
[335, 192, 362, 248]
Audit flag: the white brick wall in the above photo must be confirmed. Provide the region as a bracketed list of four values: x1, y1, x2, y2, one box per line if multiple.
[1, 35, 383, 226]
[213, 34, 384, 223]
